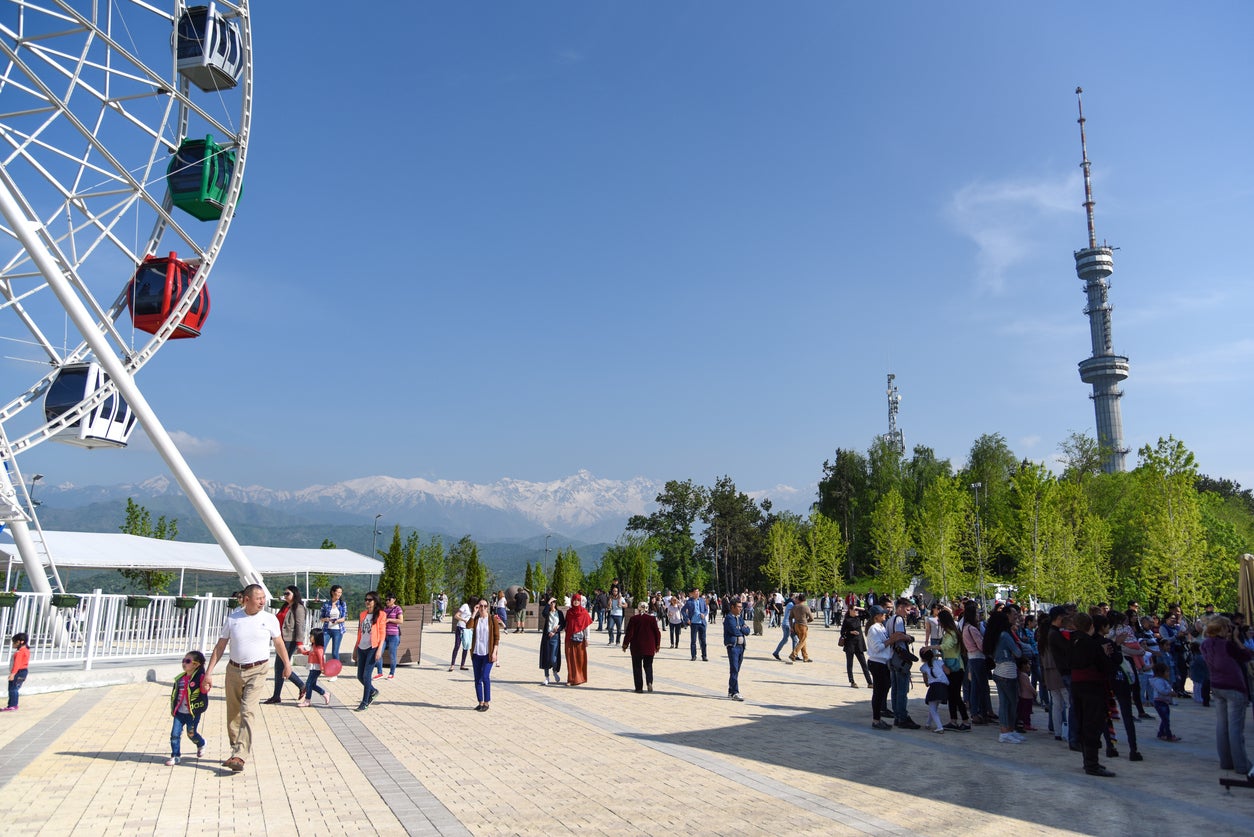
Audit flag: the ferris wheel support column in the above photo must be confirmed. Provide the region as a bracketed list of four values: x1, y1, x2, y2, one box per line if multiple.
[0, 177, 266, 591]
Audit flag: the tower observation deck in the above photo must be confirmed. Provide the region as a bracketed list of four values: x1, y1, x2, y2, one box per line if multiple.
[1073, 88, 1129, 473]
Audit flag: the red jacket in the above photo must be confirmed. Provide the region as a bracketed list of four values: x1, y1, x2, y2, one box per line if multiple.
[623, 613, 661, 656]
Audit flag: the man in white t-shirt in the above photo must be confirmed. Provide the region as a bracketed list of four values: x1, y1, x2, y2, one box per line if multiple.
[204, 584, 292, 772]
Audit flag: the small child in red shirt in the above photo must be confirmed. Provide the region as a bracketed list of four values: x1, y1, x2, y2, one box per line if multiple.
[298, 629, 330, 707]
[6, 632, 29, 710]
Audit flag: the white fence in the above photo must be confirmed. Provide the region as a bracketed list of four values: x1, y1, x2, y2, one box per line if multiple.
[0, 591, 234, 669]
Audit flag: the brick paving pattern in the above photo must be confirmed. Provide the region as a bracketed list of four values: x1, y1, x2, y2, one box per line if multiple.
[1, 624, 1251, 835]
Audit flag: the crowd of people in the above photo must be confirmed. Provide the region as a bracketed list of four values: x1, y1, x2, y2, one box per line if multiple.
[147, 579, 1252, 783]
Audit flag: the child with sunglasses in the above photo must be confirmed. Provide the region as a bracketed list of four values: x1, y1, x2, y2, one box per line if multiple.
[167, 650, 209, 765]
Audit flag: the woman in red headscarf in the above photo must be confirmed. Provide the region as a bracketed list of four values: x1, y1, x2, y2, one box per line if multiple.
[564, 593, 593, 686]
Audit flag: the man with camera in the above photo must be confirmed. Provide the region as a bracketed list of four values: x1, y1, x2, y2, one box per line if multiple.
[887, 596, 920, 728]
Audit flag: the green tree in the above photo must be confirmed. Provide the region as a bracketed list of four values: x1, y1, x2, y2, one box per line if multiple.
[1058, 431, 1108, 484]
[118, 498, 178, 594]
[960, 433, 1019, 578]
[1135, 437, 1207, 612]
[401, 531, 419, 604]
[1040, 480, 1110, 606]
[903, 445, 953, 511]
[627, 479, 708, 593]
[763, 514, 803, 592]
[815, 448, 869, 579]
[550, 547, 582, 602]
[1009, 462, 1054, 603]
[448, 536, 486, 605]
[601, 536, 655, 603]
[915, 475, 968, 602]
[701, 475, 765, 593]
[524, 562, 534, 591]
[376, 525, 406, 599]
[415, 536, 444, 604]
[804, 510, 845, 594]
[531, 561, 548, 597]
[310, 540, 336, 599]
[870, 488, 912, 598]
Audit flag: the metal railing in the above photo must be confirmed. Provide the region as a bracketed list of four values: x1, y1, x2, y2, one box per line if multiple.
[0, 591, 233, 669]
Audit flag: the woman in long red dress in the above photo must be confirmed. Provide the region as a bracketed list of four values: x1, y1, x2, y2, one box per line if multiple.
[565, 594, 593, 686]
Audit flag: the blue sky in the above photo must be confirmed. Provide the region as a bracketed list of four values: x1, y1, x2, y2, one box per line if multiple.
[20, 2, 1254, 506]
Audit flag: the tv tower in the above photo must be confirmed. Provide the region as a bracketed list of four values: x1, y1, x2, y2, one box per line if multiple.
[1073, 87, 1129, 473]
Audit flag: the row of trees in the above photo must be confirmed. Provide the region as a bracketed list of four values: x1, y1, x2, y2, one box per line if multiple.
[601, 432, 1252, 615]
[375, 528, 486, 608]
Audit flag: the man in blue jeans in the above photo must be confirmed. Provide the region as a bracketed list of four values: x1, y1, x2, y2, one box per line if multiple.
[606, 586, 626, 645]
[374, 594, 404, 679]
[773, 594, 796, 662]
[682, 588, 709, 661]
[887, 597, 921, 728]
[724, 599, 750, 700]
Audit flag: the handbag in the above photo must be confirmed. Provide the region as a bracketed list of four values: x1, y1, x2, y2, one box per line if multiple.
[838, 635, 845, 648]
[322, 658, 343, 677]
[461, 627, 473, 650]
[571, 630, 585, 643]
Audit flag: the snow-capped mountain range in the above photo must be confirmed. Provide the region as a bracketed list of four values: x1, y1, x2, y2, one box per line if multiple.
[39, 470, 809, 542]
[37, 470, 656, 541]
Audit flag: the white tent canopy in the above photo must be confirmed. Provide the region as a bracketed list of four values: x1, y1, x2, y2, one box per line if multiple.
[1, 530, 382, 576]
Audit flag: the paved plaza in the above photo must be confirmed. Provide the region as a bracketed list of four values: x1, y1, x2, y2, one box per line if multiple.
[1, 623, 1252, 835]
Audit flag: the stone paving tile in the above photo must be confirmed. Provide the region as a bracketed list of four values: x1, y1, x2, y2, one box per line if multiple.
[1, 624, 1252, 835]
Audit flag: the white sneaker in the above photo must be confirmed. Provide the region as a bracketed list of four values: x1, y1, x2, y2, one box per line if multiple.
[933, 727, 945, 734]
[730, 693, 744, 702]
[998, 732, 1023, 744]
[165, 757, 179, 766]
[323, 692, 330, 706]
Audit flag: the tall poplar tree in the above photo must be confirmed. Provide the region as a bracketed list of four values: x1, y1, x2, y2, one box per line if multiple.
[916, 475, 968, 602]
[1136, 437, 1207, 612]
[870, 488, 912, 599]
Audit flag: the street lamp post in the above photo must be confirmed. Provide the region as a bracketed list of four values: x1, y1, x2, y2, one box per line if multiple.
[371, 513, 383, 558]
[543, 534, 553, 589]
[970, 482, 984, 607]
[28, 473, 43, 509]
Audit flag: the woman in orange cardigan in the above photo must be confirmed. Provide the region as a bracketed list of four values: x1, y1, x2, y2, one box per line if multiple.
[467, 596, 501, 711]
[351, 592, 386, 711]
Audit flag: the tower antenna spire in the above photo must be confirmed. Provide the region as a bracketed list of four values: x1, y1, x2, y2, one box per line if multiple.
[1076, 86, 1097, 249]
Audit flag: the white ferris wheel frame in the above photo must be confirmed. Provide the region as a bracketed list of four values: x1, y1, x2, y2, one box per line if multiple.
[0, 0, 252, 455]
[0, 0, 263, 590]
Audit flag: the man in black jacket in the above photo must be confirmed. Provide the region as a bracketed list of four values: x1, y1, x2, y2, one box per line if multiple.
[1069, 612, 1116, 777]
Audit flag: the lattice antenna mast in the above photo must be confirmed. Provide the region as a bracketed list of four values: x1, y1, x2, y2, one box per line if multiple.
[883, 373, 904, 455]
[1077, 86, 1098, 248]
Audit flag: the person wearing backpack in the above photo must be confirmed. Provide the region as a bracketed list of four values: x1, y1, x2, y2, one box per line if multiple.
[887, 597, 921, 729]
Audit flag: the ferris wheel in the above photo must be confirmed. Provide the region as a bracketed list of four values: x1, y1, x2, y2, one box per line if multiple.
[0, 1, 263, 589]
[0, 0, 250, 452]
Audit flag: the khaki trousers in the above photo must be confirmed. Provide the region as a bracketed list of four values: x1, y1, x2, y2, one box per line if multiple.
[791, 623, 811, 661]
[225, 662, 268, 760]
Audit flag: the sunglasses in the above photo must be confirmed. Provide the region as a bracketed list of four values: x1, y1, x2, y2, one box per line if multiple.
[182, 658, 196, 664]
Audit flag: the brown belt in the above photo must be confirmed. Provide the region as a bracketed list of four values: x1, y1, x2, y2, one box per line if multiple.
[228, 659, 267, 670]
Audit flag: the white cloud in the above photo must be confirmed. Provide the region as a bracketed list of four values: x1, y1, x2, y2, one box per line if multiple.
[1134, 338, 1254, 387]
[131, 429, 222, 457]
[948, 173, 1080, 293]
